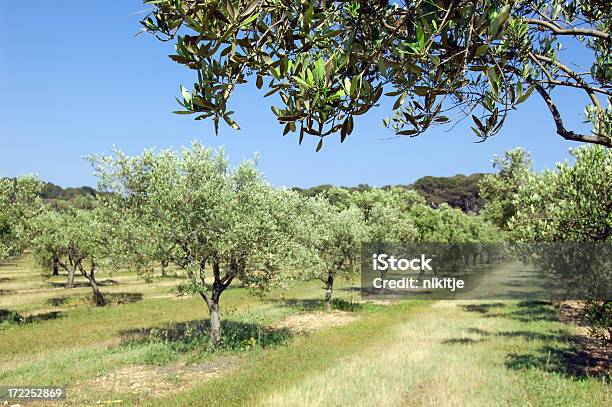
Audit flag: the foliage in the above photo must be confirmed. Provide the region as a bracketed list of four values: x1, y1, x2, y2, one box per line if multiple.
[0, 176, 42, 260]
[411, 173, 485, 212]
[479, 148, 533, 230]
[584, 299, 612, 346]
[90, 142, 313, 344]
[481, 145, 612, 346]
[509, 146, 611, 242]
[142, 0, 611, 147]
[30, 205, 118, 305]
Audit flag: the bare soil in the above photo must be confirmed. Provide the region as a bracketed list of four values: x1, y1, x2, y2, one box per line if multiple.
[267, 311, 359, 334]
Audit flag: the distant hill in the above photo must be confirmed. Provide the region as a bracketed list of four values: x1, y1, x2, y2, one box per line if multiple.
[293, 173, 486, 213]
[40, 182, 97, 200]
[38, 182, 99, 209]
[409, 173, 486, 213]
[37, 175, 485, 213]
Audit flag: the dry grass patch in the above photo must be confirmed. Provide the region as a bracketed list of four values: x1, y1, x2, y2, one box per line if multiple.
[79, 357, 238, 401]
[267, 311, 359, 334]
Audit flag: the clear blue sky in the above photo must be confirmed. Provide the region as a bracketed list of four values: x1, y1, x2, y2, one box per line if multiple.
[0, 1, 590, 188]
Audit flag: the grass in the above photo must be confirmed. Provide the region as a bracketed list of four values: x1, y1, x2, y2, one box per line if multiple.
[152, 300, 610, 407]
[0, 255, 609, 406]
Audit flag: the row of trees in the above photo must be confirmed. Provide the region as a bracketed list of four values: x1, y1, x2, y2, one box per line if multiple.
[4, 144, 609, 345]
[1, 142, 501, 346]
[480, 145, 611, 345]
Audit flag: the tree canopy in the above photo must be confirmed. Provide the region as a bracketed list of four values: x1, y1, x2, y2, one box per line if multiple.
[91, 142, 313, 345]
[31, 205, 121, 305]
[479, 145, 611, 345]
[142, 0, 611, 148]
[0, 176, 42, 261]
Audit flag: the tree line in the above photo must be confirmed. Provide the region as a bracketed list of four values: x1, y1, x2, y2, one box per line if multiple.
[1, 143, 609, 347]
[0, 142, 502, 346]
[293, 173, 486, 213]
[480, 145, 611, 346]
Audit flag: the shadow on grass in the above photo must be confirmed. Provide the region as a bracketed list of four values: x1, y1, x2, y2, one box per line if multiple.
[106, 292, 143, 305]
[460, 301, 559, 323]
[498, 301, 559, 323]
[460, 302, 506, 314]
[0, 309, 64, 326]
[47, 279, 120, 289]
[47, 292, 143, 307]
[505, 345, 610, 378]
[337, 287, 362, 293]
[271, 298, 364, 312]
[120, 318, 292, 352]
[441, 338, 486, 345]
[445, 327, 569, 345]
[453, 300, 609, 379]
[497, 330, 569, 342]
[465, 327, 491, 336]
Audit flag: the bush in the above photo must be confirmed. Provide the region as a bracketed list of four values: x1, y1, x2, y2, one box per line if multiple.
[584, 300, 612, 348]
[332, 298, 363, 312]
[125, 319, 292, 355]
[0, 309, 24, 325]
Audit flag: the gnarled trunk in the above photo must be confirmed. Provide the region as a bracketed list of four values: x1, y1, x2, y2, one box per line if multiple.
[89, 277, 107, 307]
[66, 255, 76, 288]
[200, 258, 235, 348]
[52, 255, 59, 276]
[209, 300, 221, 347]
[325, 272, 335, 312]
[66, 267, 75, 288]
[161, 259, 169, 277]
[78, 261, 106, 307]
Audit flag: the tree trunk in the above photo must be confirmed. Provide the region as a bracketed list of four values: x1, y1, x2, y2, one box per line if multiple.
[66, 267, 75, 288]
[161, 259, 169, 277]
[89, 278, 107, 307]
[52, 256, 59, 276]
[79, 261, 106, 307]
[209, 301, 221, 347]
[325, 272, 335, 312]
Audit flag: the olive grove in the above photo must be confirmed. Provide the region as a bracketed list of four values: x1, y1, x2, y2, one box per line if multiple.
[480, 145, 611, 345]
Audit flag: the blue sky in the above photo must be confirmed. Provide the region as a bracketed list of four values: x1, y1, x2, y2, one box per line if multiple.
[0, 1, 590, 188]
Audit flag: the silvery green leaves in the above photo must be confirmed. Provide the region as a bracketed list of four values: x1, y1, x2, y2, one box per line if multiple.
[142, 1, 611, 147]
[0, 176, 43, 261]
[90, 142, 313, 294]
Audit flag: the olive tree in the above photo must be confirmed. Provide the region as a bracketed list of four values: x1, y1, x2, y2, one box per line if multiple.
[0, 176, 42, 261]
[31, 206, 116, 306]
[141, 0, 611, 147]
[482, 145, 611, 345]
[479, 148, 533, 230]
[302, 197, 366, 311]
[509, 146, 611, 242]
[91, 143, 310, 345]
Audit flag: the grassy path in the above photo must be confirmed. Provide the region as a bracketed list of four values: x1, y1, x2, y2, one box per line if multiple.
[154, 300, 610, 407]
[1, 257, 610, 406]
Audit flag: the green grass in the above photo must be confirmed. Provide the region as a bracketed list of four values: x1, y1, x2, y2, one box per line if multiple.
[151, 300, 610, 407]
[0, 255, 609, 406]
